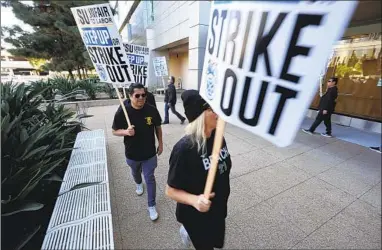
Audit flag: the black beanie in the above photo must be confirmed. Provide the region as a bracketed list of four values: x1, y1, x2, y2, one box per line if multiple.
[181, 90, 210, 123]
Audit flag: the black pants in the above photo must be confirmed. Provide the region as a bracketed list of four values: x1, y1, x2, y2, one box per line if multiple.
[164, 102, 185, 122]
[182, 218, 226, 250]
[309, 110, 332, 134]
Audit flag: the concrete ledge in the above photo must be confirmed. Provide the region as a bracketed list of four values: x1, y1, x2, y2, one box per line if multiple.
[57, 92, 183, 112]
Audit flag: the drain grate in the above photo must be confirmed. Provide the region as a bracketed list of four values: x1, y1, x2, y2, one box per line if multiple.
[42, 214, 114, 250]
[49, 183, 110, 230]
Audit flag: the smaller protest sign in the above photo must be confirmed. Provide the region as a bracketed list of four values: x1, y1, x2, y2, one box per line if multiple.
[123, 43, 150, 86]
[153, 57, 168, 77]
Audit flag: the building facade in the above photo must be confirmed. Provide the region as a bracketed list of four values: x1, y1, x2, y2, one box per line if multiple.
[114, 1, 210, 91]
[114, 0, 381, 132]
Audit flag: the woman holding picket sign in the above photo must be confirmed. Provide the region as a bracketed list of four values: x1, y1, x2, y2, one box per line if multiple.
[165, 90, 232, 250]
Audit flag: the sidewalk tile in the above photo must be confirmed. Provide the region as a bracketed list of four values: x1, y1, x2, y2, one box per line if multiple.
[261, 142, 313, 161]
[119, 202, 183, 249]
[228, 177, 263, 216]
[230, 149, 281, 178]
[339, 200, 381, 240]
[223, 218, 253, 249]
[267, 178, 355, 234]
[285, 149, 344, 176]
[360, 183, 381, 211]
[233, 202, 306, 249]
[316, 160, 380, 197]
[238, 161, 311, 200]
[292, 212, 380, 249]
[315, 140, 366, 160]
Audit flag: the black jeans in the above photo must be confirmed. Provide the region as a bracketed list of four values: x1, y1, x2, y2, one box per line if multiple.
[164, 102, 185, 122]
[309, 110, 332, 134]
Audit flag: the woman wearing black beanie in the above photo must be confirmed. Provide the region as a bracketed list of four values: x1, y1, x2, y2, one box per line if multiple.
[165, 90, 232, 250]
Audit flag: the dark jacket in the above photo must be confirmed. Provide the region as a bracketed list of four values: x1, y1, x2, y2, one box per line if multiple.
[319, 86, 338, 113]
[146, 91, 157, 108]
[164, 83, 177, 105]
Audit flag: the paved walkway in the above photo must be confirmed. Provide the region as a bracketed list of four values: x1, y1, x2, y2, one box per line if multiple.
[85, 102, 381, 249]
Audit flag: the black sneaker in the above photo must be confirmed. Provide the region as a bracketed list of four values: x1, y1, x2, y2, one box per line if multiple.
[302, 129, 313, 135]
[370, 147, 381, 153]
[321, 133, 333, 138]
[162, 121, 169, 125]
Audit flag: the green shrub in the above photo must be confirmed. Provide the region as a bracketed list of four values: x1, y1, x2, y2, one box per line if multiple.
[77, 78, 102, 100]
[1, 83, 82, 249]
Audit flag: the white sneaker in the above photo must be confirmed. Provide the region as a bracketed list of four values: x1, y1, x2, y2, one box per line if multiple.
[179, 225, 191, 248]
[135, 183, 143, 196]
[302, 129, 313, 135]
[148, 206, 159, 221]
[321, 133, 333, 138]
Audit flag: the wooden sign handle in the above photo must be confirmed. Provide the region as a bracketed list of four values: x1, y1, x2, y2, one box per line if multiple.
[123, 87, 127, 100]
[203, 118, 226, 197]
[114, 86, 132, 128]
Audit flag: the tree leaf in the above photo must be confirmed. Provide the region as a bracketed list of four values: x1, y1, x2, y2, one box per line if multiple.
[59, 182, 102, 196]
[14, 225, 41, 250]
[44, 147, 72, 157]
[2, 202, 44, 216]
[43, 173, 63, 182]
[21, 145, 49, 160]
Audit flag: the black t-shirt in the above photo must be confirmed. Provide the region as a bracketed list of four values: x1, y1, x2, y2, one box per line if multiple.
[112, 103, 162, 161]
[167, 131, 232, 223]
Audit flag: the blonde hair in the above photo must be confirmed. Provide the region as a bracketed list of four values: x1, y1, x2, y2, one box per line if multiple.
[184, 112, 207, 154]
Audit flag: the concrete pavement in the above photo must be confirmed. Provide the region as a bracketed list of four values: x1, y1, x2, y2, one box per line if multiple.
[84, 102, 381, 249]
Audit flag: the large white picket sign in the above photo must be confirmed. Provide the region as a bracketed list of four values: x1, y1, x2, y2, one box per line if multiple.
[71, 4, 134, 88]
[123, 43, 150, 86]
[200, 0, 357, 147]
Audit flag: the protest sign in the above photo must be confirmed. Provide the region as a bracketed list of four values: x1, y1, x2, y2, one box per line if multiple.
[200, 0, 357, 148]
[200, 0, 357, 197]
[153, 57, 168, 77]
[71, 3, 133, 127]
[71, 4, 134, 89]
[123, 43, 150, 86]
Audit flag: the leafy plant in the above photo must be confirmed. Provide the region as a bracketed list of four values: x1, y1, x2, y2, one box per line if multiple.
[50, 76, 80, 96]
[1, 82, 82, 249]
[77, 78, 100, 100]
[102, 82, 117, 99]
[29, 78, 56, 101]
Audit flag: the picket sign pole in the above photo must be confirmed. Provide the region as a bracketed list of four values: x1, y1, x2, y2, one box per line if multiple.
[114, 86, 132, 128]
[161, 76, 166, 89]
[203, 118, 226, 197]
[123, 88, 127, 99]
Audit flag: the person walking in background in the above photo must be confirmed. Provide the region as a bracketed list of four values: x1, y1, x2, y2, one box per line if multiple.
[112, 83, 163, 221]
[163, 76, 186, 125]
[166, 90, 232, 250]
[303, 77, 339, 137]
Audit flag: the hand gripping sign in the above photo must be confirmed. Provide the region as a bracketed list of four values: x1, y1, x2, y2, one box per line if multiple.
[71, 3, 134, 128]
[200, 1, 357, 197]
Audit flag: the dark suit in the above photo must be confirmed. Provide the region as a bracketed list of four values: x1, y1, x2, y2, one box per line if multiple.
[309, 86, 338, 134]
[163, 83, 184, 123]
